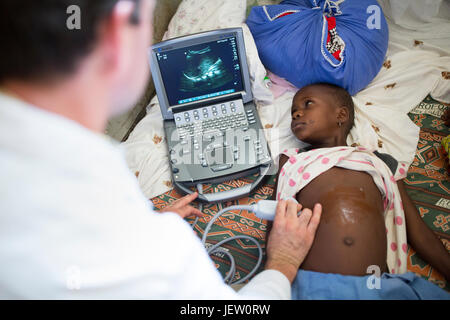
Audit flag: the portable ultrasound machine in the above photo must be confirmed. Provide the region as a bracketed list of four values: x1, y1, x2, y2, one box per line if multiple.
[149, 28, 273, 203]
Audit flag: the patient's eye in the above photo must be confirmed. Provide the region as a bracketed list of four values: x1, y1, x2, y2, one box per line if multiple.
[305, 100, 312, 107]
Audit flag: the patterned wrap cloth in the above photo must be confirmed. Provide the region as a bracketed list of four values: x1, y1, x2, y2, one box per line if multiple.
[277, 146, 409, 274]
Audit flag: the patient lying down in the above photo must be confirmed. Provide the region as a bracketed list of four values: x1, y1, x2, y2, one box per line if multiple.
[271, 83, 450, 280]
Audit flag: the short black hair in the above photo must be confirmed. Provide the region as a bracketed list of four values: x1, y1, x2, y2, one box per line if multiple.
[0, 0, 134, 83]
[312, 83, 355, 134]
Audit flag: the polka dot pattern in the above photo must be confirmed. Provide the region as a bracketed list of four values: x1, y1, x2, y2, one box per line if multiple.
[402, 243, 408, 253]
[391, 242, 397, 251]
[276, 147, 408, 275]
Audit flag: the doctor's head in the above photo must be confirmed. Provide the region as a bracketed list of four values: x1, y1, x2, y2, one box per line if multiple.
[0, 0, 154, 119]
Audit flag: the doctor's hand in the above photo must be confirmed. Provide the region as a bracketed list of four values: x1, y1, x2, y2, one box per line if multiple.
[265, 200, 322, 283]
[161, 192, 203, 219]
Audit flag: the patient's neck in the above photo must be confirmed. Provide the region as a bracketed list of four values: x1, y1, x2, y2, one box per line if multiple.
[310, 133, 347, 149]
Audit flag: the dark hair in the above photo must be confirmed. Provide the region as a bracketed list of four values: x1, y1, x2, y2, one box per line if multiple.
[314, 83, 355, 134]
[0, 0, 140, 83]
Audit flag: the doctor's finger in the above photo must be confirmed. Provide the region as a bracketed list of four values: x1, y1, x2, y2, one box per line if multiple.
[183, 205, 203, 218]
[274, 200, 287, 224]
[285, 200, 299, 218]
[172, 192, 199, 208]
[298, 208, 313, 226]
[307, 203, 322, 233]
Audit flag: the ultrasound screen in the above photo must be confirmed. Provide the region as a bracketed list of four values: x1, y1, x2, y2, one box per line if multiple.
[156, 36, 244, 107]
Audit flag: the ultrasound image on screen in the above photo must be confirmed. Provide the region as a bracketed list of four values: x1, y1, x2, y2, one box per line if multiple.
[156, 36, 244, 106]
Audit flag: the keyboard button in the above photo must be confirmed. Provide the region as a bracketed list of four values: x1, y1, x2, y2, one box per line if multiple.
[258, 155, 270, 163]
[206, 143, 223, 151]
[211, 164, 233, 172]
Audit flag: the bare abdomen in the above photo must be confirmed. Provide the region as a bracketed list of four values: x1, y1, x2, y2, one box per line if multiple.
[296, 167, 388, 276]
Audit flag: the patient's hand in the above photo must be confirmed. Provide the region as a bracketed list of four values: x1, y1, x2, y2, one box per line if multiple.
[161, 192, 203, 219]
[265, 200, 322, 283]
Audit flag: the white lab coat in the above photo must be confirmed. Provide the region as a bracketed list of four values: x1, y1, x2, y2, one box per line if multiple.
[0, 91, 290, 299]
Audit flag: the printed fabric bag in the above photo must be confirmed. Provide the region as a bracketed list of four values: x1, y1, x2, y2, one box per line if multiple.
[246, 0, 389, 95]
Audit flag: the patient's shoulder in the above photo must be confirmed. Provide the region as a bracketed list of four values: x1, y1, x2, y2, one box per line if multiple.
[373, 151, 398, 175]
[278, 153, 289, 172]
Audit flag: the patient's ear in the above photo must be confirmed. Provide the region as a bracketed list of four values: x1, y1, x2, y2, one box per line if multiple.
[336, 106, 350, 124]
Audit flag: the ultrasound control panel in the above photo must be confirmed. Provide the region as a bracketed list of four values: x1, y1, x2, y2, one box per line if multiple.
[165, 99, 271, 184]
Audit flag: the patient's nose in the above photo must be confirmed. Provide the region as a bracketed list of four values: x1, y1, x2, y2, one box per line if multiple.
[292, 110, 303, 119]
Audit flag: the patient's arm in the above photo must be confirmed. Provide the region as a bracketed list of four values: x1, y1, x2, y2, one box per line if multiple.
[397, 179, 450, 280]
[266, 154, 289, 243]
[271, 154, 289, 200]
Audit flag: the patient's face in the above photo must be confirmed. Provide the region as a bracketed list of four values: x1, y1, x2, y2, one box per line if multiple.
[291, 85, 338, 144]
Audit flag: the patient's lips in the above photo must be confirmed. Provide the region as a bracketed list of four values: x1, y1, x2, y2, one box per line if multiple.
[292, 121, 307, 131]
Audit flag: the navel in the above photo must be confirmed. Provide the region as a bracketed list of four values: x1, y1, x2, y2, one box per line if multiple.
[343, 236, 355, 246]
